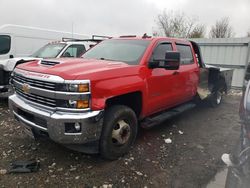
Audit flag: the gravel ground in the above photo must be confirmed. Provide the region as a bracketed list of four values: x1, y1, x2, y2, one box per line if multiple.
[0, 94, 241, 188]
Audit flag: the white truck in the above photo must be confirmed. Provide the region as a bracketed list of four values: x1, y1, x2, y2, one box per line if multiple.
[0, 24, 89, 59]
[0, 24, 96, 95]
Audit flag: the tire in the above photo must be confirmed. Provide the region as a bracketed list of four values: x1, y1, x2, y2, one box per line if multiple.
[209, 90, 222, 107]
[100, 105, 138, 160]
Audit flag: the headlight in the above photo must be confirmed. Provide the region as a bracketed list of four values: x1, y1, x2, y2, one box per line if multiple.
[55, 80, 90, 109]
[57, 83, 90, 92]
[67, 83, 89, 92]
[58, 99, 90, 109]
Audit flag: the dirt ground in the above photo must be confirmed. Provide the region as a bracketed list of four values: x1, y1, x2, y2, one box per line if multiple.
[0, 94, 241, 188]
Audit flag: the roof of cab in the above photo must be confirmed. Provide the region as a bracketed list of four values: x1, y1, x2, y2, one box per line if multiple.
[111, 34, 191, 44]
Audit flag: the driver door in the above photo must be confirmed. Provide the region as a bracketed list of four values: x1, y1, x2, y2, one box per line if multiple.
[146, 42, 182, 115]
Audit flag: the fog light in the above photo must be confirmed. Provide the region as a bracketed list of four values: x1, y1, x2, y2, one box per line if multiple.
[75, 122, 81, 131]
[65, 122, 82, 133]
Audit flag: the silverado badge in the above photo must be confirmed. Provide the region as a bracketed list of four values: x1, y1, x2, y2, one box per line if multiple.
[22, 83, 30, 94]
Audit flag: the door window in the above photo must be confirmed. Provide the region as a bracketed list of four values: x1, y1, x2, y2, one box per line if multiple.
[152, 43, 173, 60]
[0, 35, 11, 55]
[62, 45, 86, 57]
[176, 44, 194, 65]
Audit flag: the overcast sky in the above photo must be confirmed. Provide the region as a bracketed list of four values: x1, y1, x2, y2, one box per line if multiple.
[0, 0, 249, 37]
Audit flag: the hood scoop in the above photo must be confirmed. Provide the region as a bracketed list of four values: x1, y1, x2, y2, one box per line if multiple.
[40, 60, 60, 66]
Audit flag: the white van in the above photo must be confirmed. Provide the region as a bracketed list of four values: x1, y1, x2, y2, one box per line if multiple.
[0, 24, 89, 59]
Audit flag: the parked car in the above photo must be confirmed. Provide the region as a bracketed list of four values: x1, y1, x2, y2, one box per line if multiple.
[222, 69, 250, 188]
[0, 36, 105, 95]
[9, 35, 233, 159]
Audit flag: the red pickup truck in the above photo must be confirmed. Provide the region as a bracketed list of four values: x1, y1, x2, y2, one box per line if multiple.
[9, 35, 233, 159]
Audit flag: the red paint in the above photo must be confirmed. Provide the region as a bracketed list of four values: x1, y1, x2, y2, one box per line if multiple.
[16, 37, 200, 119]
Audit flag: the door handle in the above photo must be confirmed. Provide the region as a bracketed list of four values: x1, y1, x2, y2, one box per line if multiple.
[172, 71, 179, 75]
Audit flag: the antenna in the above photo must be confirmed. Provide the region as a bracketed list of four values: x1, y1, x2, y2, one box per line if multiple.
[71, 22, 74, 39]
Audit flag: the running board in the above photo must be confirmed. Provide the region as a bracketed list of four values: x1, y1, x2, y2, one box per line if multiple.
[141, 102, 196, 129]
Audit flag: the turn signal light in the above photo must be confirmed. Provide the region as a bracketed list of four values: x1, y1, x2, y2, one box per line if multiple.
[77, 100, 89, 109]
[78, 84, 89, 92]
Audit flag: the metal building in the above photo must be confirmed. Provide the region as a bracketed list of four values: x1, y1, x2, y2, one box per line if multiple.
[192, 37, 250, 88]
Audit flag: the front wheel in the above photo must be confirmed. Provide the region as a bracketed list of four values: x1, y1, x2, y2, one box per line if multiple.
[100, 105, 138, 160]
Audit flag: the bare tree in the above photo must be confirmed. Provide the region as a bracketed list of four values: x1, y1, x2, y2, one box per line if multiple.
[209, 17, 234, 38]
[155, 10, 205, 38]
[189, 25, 206, 38]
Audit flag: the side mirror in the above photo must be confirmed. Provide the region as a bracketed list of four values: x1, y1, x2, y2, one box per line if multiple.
[9, 54, 14, 59]
[149, 51, 180, 70]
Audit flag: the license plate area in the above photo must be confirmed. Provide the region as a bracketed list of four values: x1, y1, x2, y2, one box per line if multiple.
[22, 123, 35, 139]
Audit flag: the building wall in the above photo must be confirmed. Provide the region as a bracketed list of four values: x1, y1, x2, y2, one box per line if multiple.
[192, 38, 250, 88]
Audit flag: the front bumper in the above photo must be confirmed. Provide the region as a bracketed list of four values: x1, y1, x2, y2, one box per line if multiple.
[9, 94, 104, 145]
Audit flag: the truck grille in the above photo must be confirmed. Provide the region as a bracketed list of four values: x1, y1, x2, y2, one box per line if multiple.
[15, 87, 56, 108]
[13, 73, 56, 91]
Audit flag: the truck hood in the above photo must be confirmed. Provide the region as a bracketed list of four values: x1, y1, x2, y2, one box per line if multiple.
[16, 58, 135, 80]
[0, 57, 41, 71]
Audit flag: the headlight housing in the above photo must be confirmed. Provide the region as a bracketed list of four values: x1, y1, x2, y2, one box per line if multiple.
[56, 82, 90, 93]
[55, 81, 90, 109]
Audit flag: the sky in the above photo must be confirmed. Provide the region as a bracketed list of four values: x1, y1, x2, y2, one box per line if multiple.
[0, 0, 249, 37]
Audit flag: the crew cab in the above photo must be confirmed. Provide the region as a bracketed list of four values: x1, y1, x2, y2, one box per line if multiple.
[9, 35, 233, 159]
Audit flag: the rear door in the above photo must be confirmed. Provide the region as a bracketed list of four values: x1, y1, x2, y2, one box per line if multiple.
[175, 43, 199, 100]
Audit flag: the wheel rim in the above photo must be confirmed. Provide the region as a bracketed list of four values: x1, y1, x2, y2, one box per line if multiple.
[112, 120, 131, 145]
[217, 92, 222, 104]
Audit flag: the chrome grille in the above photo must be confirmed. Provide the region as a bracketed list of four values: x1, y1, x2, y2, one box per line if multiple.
[15, 87, 56, 108]
[13, 73, 56, 90]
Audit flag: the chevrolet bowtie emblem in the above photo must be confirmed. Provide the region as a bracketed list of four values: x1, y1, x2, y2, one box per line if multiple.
[22, 83, 30, 94]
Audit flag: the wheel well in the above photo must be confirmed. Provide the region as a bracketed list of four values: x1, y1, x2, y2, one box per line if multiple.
[216, 76, 227, 93]
[209, 72, 227, 93]
[105, 92, 142, 118]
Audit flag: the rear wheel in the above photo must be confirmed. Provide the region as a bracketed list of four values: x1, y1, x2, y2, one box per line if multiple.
[100, 105, 138, 160]
[209, 90, 222, 107]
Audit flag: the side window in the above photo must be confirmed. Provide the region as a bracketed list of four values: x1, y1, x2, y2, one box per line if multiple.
[0, 35, 11, 55]
[152, 43, 173, 60]
[176, 44, 194, 65]
[62, 45, 86, 57]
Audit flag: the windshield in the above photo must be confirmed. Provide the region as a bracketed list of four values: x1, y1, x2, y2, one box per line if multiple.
[82, 39, 150, 65]
[31, 43, 66, 58]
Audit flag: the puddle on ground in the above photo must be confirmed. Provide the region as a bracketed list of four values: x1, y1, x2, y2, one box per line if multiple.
[206, 168, 228, 188]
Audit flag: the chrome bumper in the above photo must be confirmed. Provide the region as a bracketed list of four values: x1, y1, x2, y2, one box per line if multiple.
[9, 94, 104, 144]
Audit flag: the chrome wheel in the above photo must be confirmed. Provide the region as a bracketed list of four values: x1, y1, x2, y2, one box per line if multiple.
[217, 91, 222, 104]
[112, 120, 131, 145]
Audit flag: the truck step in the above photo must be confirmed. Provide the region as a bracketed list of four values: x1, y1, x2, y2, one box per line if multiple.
[141, 102, 196, 129]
